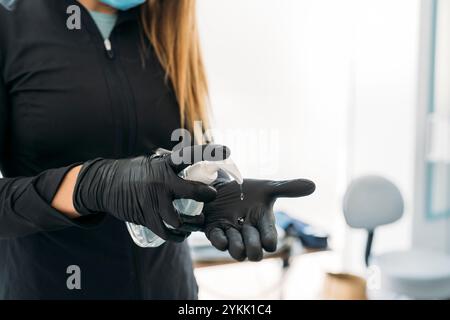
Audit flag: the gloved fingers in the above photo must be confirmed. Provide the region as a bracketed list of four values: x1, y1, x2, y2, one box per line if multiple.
[208, 227, 228, 251]
[178, 214, 205, 232]
[180, 213, 205, 226]
[149, 217, 190, 242]
[242, 225, 263, 261]
[172, 180, 218, 203]
[163, 228, 191, 243]
[226, 228, 246, 261]
[168, 144, 231, 173]
[158, 196, 183, 229]
[268, 179, 316, 199]
[256, 211, 278, 252]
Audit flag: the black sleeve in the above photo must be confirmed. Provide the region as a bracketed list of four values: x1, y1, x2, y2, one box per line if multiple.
[0, 74, 104, 239]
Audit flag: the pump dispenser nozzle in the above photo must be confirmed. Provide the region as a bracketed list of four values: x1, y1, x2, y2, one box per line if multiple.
[183, 158, 243, 186]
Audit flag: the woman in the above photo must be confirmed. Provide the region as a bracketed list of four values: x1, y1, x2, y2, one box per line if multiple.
[0, 0, 315, 299]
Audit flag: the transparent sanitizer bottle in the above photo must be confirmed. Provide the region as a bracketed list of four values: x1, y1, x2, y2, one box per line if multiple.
[126, 158, 243, 248]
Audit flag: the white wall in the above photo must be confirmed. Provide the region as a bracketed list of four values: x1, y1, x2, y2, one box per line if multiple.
[198, 0, 420, 272]
[345, 0, 419, 271]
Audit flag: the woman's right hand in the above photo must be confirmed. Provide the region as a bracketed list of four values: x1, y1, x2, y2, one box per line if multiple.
[73, 145, 230, 242]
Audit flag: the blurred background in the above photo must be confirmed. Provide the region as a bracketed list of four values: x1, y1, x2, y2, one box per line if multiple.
[190, 0, 450, 299]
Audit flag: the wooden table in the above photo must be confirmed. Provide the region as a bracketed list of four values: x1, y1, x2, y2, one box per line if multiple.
[192, 237, 327, 299]
[194, 236, 325, 268]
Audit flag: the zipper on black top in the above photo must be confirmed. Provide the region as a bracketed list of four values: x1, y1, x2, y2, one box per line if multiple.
[106, 32, 136, 156]
[79, 6, 137, 157]
[104, 39, 115, 59]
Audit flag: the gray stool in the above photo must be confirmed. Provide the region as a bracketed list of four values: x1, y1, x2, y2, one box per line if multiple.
[343, 175, 450, 299]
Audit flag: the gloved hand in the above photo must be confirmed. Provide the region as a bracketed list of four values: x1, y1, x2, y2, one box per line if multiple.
[203, 179, 315, 261]
[73, 145, 230, 242]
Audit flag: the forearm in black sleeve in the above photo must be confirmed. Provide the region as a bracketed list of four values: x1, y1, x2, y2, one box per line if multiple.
[0, 165, 105, 239]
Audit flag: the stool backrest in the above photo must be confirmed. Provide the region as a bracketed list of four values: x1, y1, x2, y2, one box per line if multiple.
[343, 176, 404, 230]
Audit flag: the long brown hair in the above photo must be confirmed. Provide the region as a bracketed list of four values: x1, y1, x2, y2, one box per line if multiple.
[140, 0, 210, 132]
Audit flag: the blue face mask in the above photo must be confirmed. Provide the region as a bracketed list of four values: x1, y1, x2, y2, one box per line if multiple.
[99, 0, 146, 11]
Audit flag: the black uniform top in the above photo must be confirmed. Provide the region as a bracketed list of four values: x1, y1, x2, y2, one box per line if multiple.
[0, 0, 198, 299]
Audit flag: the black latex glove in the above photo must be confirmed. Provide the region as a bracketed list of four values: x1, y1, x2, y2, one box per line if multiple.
[73, 145, 230, 242]
[203, 179, 316, 261]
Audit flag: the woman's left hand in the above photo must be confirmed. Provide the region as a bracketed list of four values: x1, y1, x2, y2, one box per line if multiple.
[202, 178, 316, 261]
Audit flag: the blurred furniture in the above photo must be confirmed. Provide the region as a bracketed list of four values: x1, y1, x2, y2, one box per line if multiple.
[190, 231, 326, 299]
[322, 272, 367, 300]
[276, 211, 329, 250]
[189, 228, 311, 268]
[343, 175, 450, 299]
[191, 234, 294, 269]
[190, 227, 324, 268]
